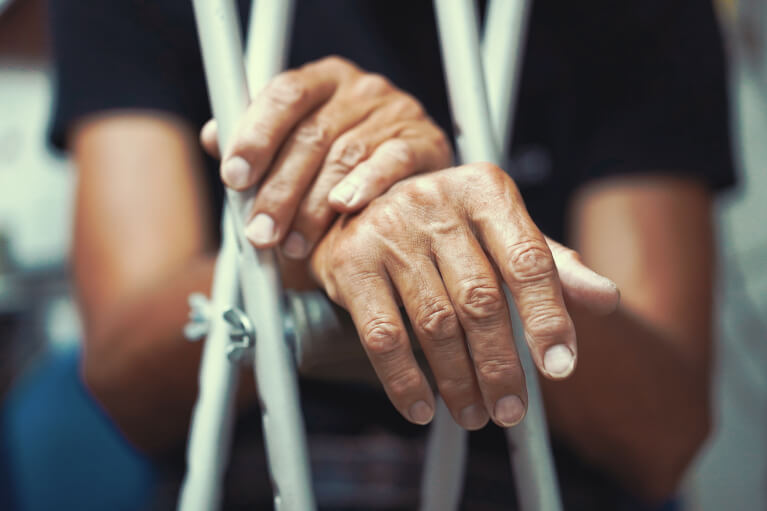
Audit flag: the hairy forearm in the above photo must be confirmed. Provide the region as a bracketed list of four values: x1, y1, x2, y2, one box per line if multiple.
[541, 303, 710, 501]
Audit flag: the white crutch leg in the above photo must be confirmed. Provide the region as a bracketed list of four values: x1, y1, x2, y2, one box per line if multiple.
[432, 1, 564, 510]
[420, 398, 468, 511]
[483, 0, 532, 154]
[179, 208, 242, 511]
[246, 0, 295, 93]
[187, 1, 316, 510]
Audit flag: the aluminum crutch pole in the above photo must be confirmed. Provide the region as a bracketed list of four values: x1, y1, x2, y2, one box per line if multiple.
[481, 2, 563, 510]
[433, 1, 563, 510]
[422, 1, 531, 508]
[420, 397, 467, 511]
[483, 0, 532, 156]
[245, 0, 295, 92]
[179, 1, 297, 507]
[179, 207, 242, 511]
[191, 1, 316, 509]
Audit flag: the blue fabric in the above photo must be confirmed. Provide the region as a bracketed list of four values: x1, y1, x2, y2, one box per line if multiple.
[1, 349, 156, 511]
[0, 411, 17, 511]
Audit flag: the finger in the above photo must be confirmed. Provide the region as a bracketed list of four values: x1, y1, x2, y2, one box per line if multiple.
[339, 265, 435, 425]
[545, 236, 620, 315]
[276, 131, 372, 258]
[329, 124, 452, 212]
[433, 229, 528, 428]
[200, 119, 220, 158]
[221, 59, 347, 190]
[387, 254, 488, 430]
[243, 98, 375, 249]
[469, 166, 577, 380]
[282, 111, 444, 258]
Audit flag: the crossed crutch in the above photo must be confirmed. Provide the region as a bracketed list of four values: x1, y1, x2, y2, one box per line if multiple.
[178, 1, 562, 510]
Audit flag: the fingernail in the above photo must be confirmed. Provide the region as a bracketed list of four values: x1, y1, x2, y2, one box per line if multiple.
[494, 395, 526, 427]
[581, 264, 618, 292]
[329, 181, 358, 207]
[221, 156, 250, 188]
[409, 400, 434, 425]
[282, 231, 309, 259]
[543, 344, 575, 378]
[460, 403, 489, 430]
[245, 214, 276, 245]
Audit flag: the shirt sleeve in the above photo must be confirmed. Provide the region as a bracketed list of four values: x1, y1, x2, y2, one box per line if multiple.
[565, 0, 736, 192]
[47, 0, 212, 150]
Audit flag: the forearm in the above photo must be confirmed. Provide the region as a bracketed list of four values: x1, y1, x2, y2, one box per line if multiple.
[80, 249, 321, 454]
[541, 302, 710, 501]
[81, 255, 219, 453]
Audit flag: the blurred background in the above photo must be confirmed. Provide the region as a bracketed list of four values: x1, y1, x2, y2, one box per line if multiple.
[0, 0, 765, 510]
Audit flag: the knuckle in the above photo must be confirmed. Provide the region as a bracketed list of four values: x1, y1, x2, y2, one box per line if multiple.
[328, 247, 350, 272]
[293, 120, 331, 152]
[396, 177, 441, 206]
[363, 205, 402, 240]
[472, 161, 505, 179]
[391, 95, 425, 119]
[525, 307, 573, 343]
[437, 375, 476, 400]
[264, 73, 307, 110]
[328, 237, 368, 271]
[507, 240, 556, 283]
[243, 121, 276, 152]
[476, 358, 521, 386]
[320, 54, 354, 70]
[457, 279, 506, 323]
[327, 138, 368, 172]
[381, 139, 416, 167]
[388, 367, 424, 397]
[259, 178, 293, 208]
[353, 73, 393, 97]
[415, 298, 459, 343]
[361, 317, 406, 358]
[465, 162, 513, 190]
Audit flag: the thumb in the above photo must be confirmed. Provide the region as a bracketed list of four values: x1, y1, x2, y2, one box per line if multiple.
[545, 236, 620, 315]
[199, 119, 221, 159]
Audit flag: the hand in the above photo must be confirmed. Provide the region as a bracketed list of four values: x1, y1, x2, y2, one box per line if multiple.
[201, 56, 452, 259]
[310, 163, 620, 430]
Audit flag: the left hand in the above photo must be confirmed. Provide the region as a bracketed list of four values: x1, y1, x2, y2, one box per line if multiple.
[201, 56, 452, 259]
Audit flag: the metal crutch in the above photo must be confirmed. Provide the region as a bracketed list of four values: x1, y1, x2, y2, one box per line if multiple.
[182, 1, 315, 510]
[420, 2, 535, 508]
[426, 1, 564, 510]
[182, 0, 560, 508]
[479, 1, 564, 509]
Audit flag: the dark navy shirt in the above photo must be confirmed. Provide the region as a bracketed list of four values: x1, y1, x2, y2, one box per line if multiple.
[48, 1, 735, 509]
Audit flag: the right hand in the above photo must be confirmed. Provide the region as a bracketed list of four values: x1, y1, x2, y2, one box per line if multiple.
[310, 163, 620, 430]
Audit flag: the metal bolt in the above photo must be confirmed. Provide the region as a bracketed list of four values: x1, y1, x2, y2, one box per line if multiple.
[223, 307, 256, 363]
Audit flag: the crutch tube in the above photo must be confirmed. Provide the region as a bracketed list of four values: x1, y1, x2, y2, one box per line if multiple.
[246, 0, 295, 92]
[433, 1, 564, 510]
[483, 2, 565, 508]
[190, 1, 316, 509]
[178, 209, 241, 511]
[420, 399, 468, 511]
[483, 0, 532, 153]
